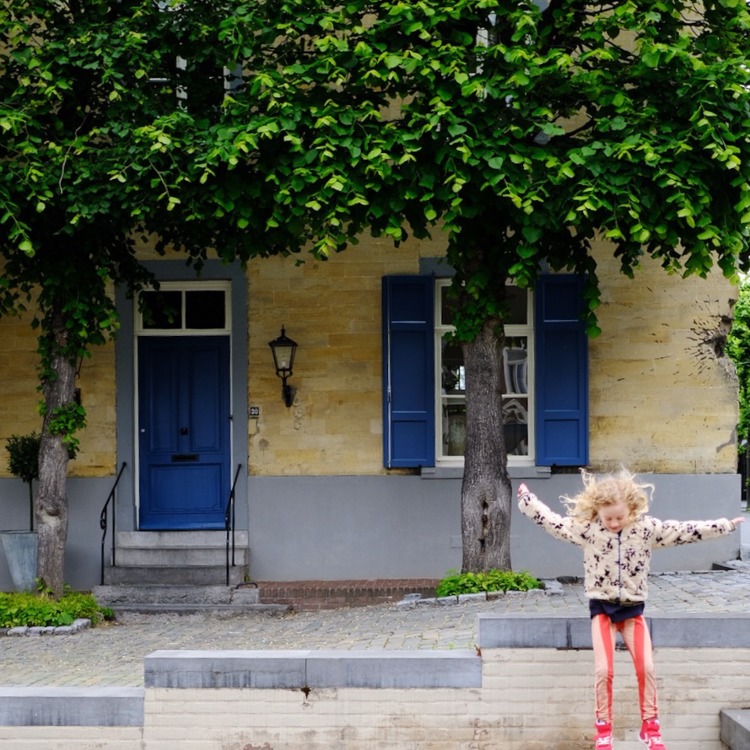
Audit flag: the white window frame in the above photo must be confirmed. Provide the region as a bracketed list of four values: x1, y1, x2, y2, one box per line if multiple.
[434, 278, 535, 467]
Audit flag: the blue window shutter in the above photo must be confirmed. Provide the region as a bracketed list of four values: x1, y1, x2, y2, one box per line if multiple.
[534, 274, 589, 466]
[382, 276, 435, 468]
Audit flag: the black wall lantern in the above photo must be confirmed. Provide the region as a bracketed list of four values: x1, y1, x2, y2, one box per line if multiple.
[268, 326, 298, 407]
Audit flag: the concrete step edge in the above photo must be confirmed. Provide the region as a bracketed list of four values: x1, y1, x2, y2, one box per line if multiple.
[115, 550, 250, 565]
[105, 603, 290, 615]
[92, 583, 260, 606]
[101, 567, 248, 587]
[115, 531, 249, 549]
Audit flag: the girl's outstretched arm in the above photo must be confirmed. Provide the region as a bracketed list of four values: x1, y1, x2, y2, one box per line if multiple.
[651, 514, 741, 548]
[516, 483, 584, 545]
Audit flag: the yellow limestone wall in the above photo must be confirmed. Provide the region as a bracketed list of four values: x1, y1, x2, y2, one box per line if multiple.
[588, 246, 738, 474]
[245, 235, 437, 476]
[0, 235, 739, 477]
[0, 304, 116, 478]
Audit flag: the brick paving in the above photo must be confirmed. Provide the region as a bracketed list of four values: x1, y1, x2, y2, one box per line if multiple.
[1, 565, 750, 688]
[256, 579, 442, 610]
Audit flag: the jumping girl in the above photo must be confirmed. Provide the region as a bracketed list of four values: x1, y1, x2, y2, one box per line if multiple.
[517, 469, 743, 750]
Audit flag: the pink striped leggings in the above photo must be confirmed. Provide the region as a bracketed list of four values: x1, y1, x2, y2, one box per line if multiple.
[592, 613, 658, 724]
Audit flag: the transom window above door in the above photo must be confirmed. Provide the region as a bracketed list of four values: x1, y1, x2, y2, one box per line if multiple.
[136, 282, 231, 333]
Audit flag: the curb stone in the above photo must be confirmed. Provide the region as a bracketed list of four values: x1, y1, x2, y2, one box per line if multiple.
[1, 618, 91, 637]
[395, 578, 563, 607]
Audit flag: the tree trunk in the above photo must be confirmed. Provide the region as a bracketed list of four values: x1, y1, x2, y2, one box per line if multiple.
[460, 319, 512, 572]
[35, 330, 75, 598]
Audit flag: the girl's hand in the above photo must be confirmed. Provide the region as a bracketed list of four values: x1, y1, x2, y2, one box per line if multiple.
[731, 516, 745, 526]
[517, 483, 529, 498]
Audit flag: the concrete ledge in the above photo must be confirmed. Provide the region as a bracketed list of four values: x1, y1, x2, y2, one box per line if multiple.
[477, 613, 750, 649]
[144, 650, 308, 688]
[477, 614, 592, 649]
[144, 649, 481, 689]
[650, 615, 750, 648]
[0, 687, 144, 726]
[305, 650, 481, 688]
[721, 709, 750, 750]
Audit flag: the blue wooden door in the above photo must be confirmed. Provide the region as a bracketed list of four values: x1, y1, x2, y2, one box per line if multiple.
[138, 336, 231, 530]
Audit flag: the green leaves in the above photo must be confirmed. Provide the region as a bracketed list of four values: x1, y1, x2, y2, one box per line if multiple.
[727, 283, 750, 444]
[3, 0, 750, 355]
[436, 568, 541, 597]
[0, 590, 111, 628]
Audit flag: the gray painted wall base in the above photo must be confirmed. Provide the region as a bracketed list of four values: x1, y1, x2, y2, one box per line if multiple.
[246, 472, 741, 580]
[0, 477, 113, 591]
[0, 472, 741, 590]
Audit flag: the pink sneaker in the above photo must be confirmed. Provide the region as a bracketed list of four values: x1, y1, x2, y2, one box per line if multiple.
[594, 720, 613, 750]
[639, 718, 666, 750]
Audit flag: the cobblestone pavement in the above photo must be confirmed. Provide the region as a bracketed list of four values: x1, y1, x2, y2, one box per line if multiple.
[2, 566, 750, 688]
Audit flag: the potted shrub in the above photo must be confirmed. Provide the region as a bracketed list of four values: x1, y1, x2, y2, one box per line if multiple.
[1, 432, 41, 591]
[6, 432, 40, 531]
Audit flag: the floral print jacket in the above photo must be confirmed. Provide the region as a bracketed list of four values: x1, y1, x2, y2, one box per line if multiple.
[518, 491, 736, 604]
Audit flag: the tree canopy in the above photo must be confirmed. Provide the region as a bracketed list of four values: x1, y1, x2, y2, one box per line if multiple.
[140, 0, 750, 335]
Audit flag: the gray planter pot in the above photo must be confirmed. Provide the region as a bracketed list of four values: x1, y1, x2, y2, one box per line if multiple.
[0, 531, 38, 592]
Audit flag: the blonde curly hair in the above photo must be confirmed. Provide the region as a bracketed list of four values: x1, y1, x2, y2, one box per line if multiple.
[563, 468, 653, 523]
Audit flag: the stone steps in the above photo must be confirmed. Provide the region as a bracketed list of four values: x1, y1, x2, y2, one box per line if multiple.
[113, 530, 248, 565]
[115, 546, 249, 567]
[102, 530, 250, 587]
[103, 565, 247, 586]
[92, 583, 290, 615]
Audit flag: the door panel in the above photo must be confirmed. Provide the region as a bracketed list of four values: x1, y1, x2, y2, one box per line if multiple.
[138, 336, 230, 530]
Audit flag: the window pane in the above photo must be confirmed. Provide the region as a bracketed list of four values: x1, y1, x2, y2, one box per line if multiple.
[441, 339, 465, 393]
[502, 337, 528, 394]
[503, 396, 528, 456]
[442, 283, 527, 325]
[185, 291, 226, 329]
[443, 403, 467, 456]
[141, 291, 181, 329]
[506, 285, 528, 324]
[440, 285, 458, 326]
[441, 399, 529, 458]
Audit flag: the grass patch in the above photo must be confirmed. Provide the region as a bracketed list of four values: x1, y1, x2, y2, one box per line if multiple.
[436, 569, 542, 598]
[0, 590, 114, 628]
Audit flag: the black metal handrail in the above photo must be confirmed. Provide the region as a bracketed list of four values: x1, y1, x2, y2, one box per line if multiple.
[99, 461, 128, 586]
[225, 463, 243, 586]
